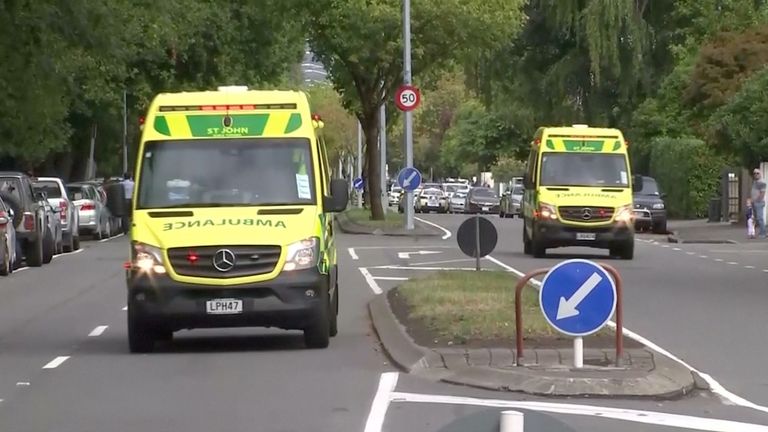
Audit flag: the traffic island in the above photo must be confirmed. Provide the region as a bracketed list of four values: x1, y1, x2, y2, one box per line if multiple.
[369, 270, 698, 398]
[336, 208, 440, 236]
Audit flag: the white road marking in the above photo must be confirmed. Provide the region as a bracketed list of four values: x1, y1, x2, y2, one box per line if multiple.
[372, 265, 483, 271]
[363, 372, 399, 432]
[487, 252, 768, 414]
[42, 356, 70, 369]
[661, 245, 670, 248]
[88, 325, 108, 337]
[414, 217, 452, 240]
[745, 265, 755, 269]
[700, 255, 708, 258]
[359, 268, 383, 294]
[344, 245, 452, 250]
[372, 276, 408, 281]
[727, 261, 738, 265]
[673, 247, 681, 251]
[122, 306, 127, 311]
[714, 258, 724, 262]
[348, 248, 359, 260]
[99, 233, 125, 243]
[686, 251, 696, 255]
[410, 258, 477, 267]
[15, 267, 28, 272]
[15, 382, 30, 386]
[763, 269, 768, 273]
[391, 392, 768, 432]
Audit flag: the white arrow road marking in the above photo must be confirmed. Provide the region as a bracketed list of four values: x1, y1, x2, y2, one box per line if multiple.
[556, 272, 603, 320]
[397, 250, 442, 259]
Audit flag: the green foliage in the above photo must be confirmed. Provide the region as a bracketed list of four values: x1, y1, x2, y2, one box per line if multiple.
[306, 84, 358, 169]
[491, 157, 526, 183]
[708, 67, 768, 168]
[649, 138, 731, 218]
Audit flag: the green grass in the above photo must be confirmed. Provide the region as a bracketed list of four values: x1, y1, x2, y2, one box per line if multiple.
[398, 270, 557, 341]
[344, 208, 404, 229]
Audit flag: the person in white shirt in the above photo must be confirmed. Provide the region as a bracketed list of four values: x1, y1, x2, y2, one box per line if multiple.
[122, 173, 134, 233]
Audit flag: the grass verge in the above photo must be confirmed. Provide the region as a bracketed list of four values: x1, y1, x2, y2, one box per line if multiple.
[344, 207, 404, 229]
[392, 270, 622, 349]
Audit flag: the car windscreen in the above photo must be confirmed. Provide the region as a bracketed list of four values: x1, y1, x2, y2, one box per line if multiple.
[511, 186, 524, 195]
[136, 138, 316, 209]
[540, 153, 629, 187]
[35, 181, 63, 198]
[422, 189, 443, 197]
[0, 178, 22, 202]
[472, 188, 497, 198]
[637, 178, 660, 195]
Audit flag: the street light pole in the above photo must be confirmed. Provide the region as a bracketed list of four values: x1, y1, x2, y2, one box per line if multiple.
[403, 0, 414, 230]
[122, 90, 128, 174]
[380, 102, 387, 213]
[357, 121, 363, 208]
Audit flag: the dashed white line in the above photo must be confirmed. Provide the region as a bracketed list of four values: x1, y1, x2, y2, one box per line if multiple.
[714, 258, 724, 262]
[42, 356, 70, 369]
[414, 217, 452, 240]
[763, 269, 768, 273]
[359, 268, 383, 294]
[686, 251, 696, 255]
[372, 276, 408, 281]
[88, 325, 108, 337]
[661, 245, 670, 248]
[122, 306, 127, 311]
[673, 247, 682, 251]
[348, 248, 359, 260]
[727, 261, 738, 265]
[363, 372, 399, 432]
[700, 255, 708, 258]
[745, 265, 755, 269]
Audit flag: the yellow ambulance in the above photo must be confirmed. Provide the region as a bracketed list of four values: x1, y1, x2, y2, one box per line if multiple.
[105, 86, 348, 352]
[521, 125, 638, 259]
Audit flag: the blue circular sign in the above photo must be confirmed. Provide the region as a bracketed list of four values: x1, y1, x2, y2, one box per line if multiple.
[353, 177, 364, 190]
[539, 259, 616, 337]
[397, 167, 422, 192]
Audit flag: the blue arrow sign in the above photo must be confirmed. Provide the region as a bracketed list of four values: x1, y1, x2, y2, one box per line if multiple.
[539, 259, 616, 337]
[353, 177, 364, 190]
[397, 167, 422, 192]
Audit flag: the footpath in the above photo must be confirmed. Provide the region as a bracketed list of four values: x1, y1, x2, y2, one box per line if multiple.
[668, 219, 757, 244]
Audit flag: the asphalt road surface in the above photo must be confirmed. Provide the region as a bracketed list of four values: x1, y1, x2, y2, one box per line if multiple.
[0, 214, 766, 432]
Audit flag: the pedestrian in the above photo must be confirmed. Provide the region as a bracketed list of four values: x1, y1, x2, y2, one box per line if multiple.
[746, 198, 756, 239]
[751, 168, 767, 238]
[122, 172, 134, 234]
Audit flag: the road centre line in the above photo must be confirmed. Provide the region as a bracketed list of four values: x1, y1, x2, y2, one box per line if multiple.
[727, 261, 738, 265]
[745, 265, 756, 269]
[700, 255, 708, 258]
[42, 356, 70, 369]
[99, 233, 125, 243]
[391, 391, 768, 432]
[363, 372, 399, 432]
[686, 251, 696, 255]
[88, 326, 108, 337]
[348, 248, 359, 260]
[345, 245, 453, 250]
[421, 217, 768, 414]
[414, 217, 452, 240]
[673, 247, 682, 251]
[359, 268, 383, 294]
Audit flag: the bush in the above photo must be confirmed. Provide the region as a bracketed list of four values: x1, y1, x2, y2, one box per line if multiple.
[649, 138, 731, 219]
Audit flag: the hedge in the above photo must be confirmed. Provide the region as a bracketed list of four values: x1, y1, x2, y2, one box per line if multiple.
[648, 138, 731, 219]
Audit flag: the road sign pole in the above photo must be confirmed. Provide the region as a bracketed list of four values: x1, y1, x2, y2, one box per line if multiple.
[122, 90, 128, 174]
[357, 121, 363, 208]
[574, 337, 584, 368]
[475, 216, 481, 271]
[403, 0, 414, 230]
[380, 102, 387, 213]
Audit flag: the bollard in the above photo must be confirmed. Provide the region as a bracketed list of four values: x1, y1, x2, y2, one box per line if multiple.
[499, 410, 524, 432]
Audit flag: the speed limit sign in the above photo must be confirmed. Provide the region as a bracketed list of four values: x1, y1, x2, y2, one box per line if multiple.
[395, 85, 421, 112]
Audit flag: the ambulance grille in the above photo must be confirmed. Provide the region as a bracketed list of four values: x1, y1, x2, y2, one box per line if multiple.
[168, 245, 282, 278]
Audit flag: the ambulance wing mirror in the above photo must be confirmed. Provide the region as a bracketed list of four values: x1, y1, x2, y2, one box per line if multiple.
[105, 183, 127, 217]
[325, 179, 349, 213]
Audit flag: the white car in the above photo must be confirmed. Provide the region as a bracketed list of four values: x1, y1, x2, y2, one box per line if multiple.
[388, 186, 402, 205]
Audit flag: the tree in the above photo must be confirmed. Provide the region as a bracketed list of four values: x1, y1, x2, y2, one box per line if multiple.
[298, 0, 525, 219]
[306, 84, 359, 172]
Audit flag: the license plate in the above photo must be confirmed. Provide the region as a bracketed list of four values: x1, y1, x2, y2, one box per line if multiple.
[482, 206, 489, 212]
[576, 233, 596, 241]
[206, 298, 243, 314]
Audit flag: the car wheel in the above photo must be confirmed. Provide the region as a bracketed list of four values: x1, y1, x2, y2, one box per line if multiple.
[63, 232, 74, 253]
[329, 280, 339, 337]
[72, 235, 81, 251]
[652, 220, 667, 235]
[43, 230, 54, 264]
[127, 305, 155, 353]
[304, 291, 331, 349]
[25, 235, 44, 267]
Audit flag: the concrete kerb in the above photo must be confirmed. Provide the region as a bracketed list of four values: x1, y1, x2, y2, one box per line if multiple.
[369, 294, 698, 399]
[667, 231, 737, 244]
[336, 211, 440, 237]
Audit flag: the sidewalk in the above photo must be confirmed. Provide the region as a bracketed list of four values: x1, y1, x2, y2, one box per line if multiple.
[668, 219, 754, 244]
[370, 295, 698, 398]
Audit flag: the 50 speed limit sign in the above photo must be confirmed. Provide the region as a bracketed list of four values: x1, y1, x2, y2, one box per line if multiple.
[395, 85, 421, 112]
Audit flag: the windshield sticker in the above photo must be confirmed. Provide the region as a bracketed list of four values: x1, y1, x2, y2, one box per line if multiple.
[620, 171, 628, 184]
[296, 174, 311, 199]
[163, 218, 287, 231]
[554, 192, 619, 199]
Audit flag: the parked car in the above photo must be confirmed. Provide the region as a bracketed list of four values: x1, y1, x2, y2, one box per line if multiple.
[67, 182, 111, 239]
[499, 184, 524, 218]
[0, 172, 47, 267]
[388, 186, 403, 206]
[633, 175, 667, 234]
[39, 198, 63, 262]
[449, 191, 467, 213]
[79, 180, 122, 236]
[0, 194, 19, 275]
[34, 177, 80, 252]
[464, 187, 500, 214]
[415, 188, 449, 213]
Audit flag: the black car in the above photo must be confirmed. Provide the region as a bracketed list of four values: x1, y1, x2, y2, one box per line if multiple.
[465, 187, 500, 214]
[633, 176, 667, 234]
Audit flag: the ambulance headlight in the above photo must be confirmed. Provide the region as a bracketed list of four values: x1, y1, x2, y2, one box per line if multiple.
[284, 237, 319, 271]
[131, 242, 166, 273]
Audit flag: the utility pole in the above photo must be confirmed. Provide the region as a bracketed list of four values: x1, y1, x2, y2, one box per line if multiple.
[403, 0, 414, 230]
[379, 102, 387, 213]
[122, 90, 128, 174]
[357, 121, 363, 208]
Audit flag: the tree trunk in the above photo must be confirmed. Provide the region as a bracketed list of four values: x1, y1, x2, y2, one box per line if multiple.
[361, 112, 384, 220]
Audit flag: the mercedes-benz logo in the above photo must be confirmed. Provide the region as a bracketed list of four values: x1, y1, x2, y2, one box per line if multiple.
[581, 208, 593, 220]
[213, 249, 236, 272]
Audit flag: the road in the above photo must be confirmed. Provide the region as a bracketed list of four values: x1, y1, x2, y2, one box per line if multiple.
[0, 213, 766, 431]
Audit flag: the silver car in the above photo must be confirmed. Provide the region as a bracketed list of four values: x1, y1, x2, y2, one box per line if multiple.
[67, 182, 110, 240]
[35, 177, 80, 252]
[449, 191, 467, 213]
[0, 195, 18, 275]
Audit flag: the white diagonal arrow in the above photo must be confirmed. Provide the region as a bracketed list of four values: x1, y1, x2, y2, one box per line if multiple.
[556, 272, 603, 320]
[402, 171, 418, 188]
[397, 250, 442, 259]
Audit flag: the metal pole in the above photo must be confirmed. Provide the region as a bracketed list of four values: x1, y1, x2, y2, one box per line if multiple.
[122, 90, 128, 174]
[357, 121, 363, 208]
[403, 0, 414, 230]
[475, 216, 481, 271]
[574, 337, 584, 368]
[380, 102, 387, 212]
